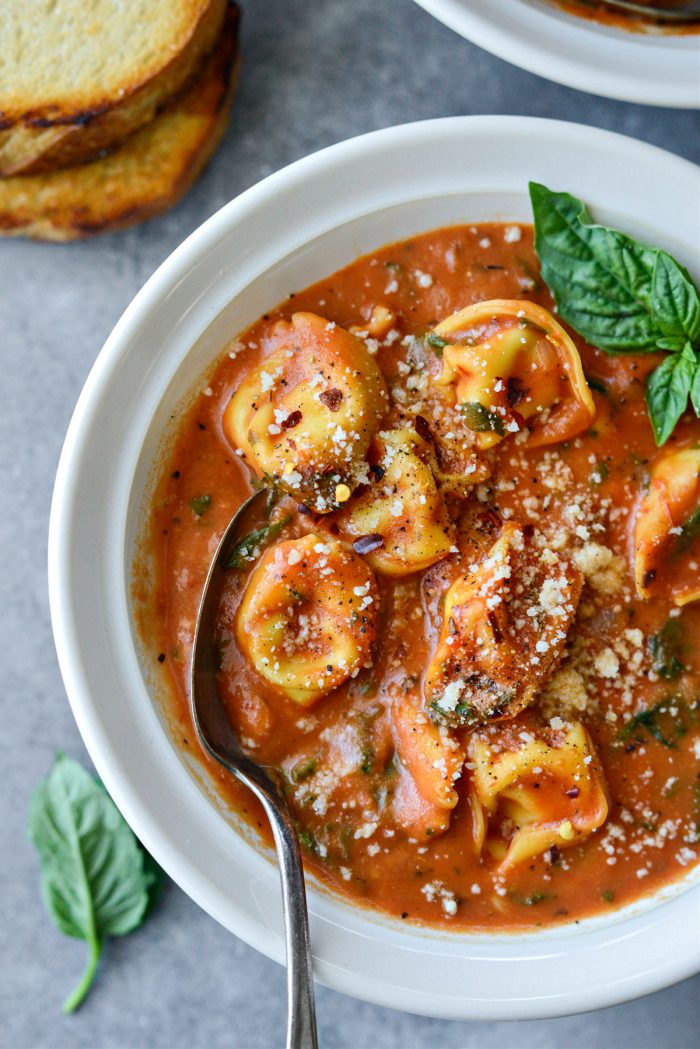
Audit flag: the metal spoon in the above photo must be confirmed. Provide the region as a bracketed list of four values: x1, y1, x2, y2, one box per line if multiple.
[597, 0, 700, 20]
[190, 489, 318, 1049]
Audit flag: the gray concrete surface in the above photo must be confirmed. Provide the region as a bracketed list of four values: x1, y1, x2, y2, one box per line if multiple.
[2, 1, 699, 1046]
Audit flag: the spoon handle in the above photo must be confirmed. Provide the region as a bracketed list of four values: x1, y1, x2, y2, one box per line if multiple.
[261, 795, 319, 1049]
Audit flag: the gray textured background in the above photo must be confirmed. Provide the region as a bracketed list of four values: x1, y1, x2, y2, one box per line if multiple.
[2, 1, 699, 1047]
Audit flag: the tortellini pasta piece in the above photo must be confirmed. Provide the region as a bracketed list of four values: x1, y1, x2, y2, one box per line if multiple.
[223, 312, 387, 511]
[235, 533, 379, 706]
[390, 692, 466, 837]
[425, 523, 582, 726]
[633, 444, 700, 606]
[334, 428, 455, 576]
[468, 716, 609, 870]
[432, 299, 595, 449]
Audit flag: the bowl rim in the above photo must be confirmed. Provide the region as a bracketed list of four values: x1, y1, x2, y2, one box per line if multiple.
[48, 115, 700, 1020]
[411, 0, 700, 108]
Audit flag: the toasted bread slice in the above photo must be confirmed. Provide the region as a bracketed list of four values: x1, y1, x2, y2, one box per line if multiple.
[0, 0, 227, 176]
[0, 8, 239, 241]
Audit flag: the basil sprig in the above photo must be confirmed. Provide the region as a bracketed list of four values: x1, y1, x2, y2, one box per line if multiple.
[28, 754, 164, 1012]
[529, 182, 700, 445]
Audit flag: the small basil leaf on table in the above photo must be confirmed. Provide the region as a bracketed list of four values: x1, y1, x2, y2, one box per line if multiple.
[529, 181, 700, 444]
[27, 753, 164, 1012]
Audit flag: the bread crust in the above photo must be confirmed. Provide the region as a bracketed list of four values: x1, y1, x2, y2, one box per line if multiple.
[0, 6, 239, 240]
[0, 0, 227, 176]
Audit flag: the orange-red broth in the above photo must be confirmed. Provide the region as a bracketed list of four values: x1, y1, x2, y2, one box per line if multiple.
[141, 223, 700, 931]
[552, 1, 700, 33]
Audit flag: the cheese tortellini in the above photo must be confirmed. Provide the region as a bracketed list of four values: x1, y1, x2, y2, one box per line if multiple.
[468, 717, 609, 870]
[235, 533, 379, 705]
[334, 428, 455, 576]
[425, 523, 582, 726]
[390, 692, 465, 837]
[633, 444, 700, 606]
[432, 300, 595, 449]
[223, 312, 387, 511]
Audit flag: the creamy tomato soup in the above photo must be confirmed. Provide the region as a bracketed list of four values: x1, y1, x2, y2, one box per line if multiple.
[552, 0, 700, 32]
[140, 223, 700, 930]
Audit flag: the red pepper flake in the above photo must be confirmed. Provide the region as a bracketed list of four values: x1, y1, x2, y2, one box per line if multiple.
[352, 533, 385, 555]
[565, 787, 580, 799]
[506, 376, 528, 408]
[319, 388, 343, 412]
[281, 410, 302, 429]
[643, 568, 656, 588]
[487, 610, 504, 643]
[414, 414, 432, 442]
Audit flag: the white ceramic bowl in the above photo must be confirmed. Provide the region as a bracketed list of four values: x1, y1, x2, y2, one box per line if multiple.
[49, 116, 700, 1020]
[413, 0, 700, 108]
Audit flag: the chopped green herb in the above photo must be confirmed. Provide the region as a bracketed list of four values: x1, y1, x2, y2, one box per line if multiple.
[426, 333, 448, 356]
[354, 672, 377, 697]
[511, 891, 551, 906]
[648, 620, 686, 680]
[339, 826, 354, 858]
[585, 374, 609, 396]
[250, 475, 280, 517]
[674, 506, 700, 555]
[297, 829, 319, 855]
[589, 461, 608, 485]
[601, 890, 615, 903]
[460, 401, 505, 436]
[291, 757, 317, 784]
[360, 745, 375, 775]
[618, 700, 678, 748]
[225, 515, 291, 569]
[190, 494, 211, 517]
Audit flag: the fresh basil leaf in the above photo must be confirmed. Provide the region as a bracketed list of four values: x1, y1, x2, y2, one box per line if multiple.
[529, 182, 700, 354]
[28, 754, 163, 1012]
[225, 514, 291, 569]
[691, 360, 700, 416]
[646, 343, 696, 446]
[652, 251, 700, 347]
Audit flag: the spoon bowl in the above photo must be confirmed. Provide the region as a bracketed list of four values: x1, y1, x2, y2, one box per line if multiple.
[190, 489, 318, 1049]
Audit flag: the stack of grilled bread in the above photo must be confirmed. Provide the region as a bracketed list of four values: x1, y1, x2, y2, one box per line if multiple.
[0, 1, 240, 240]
